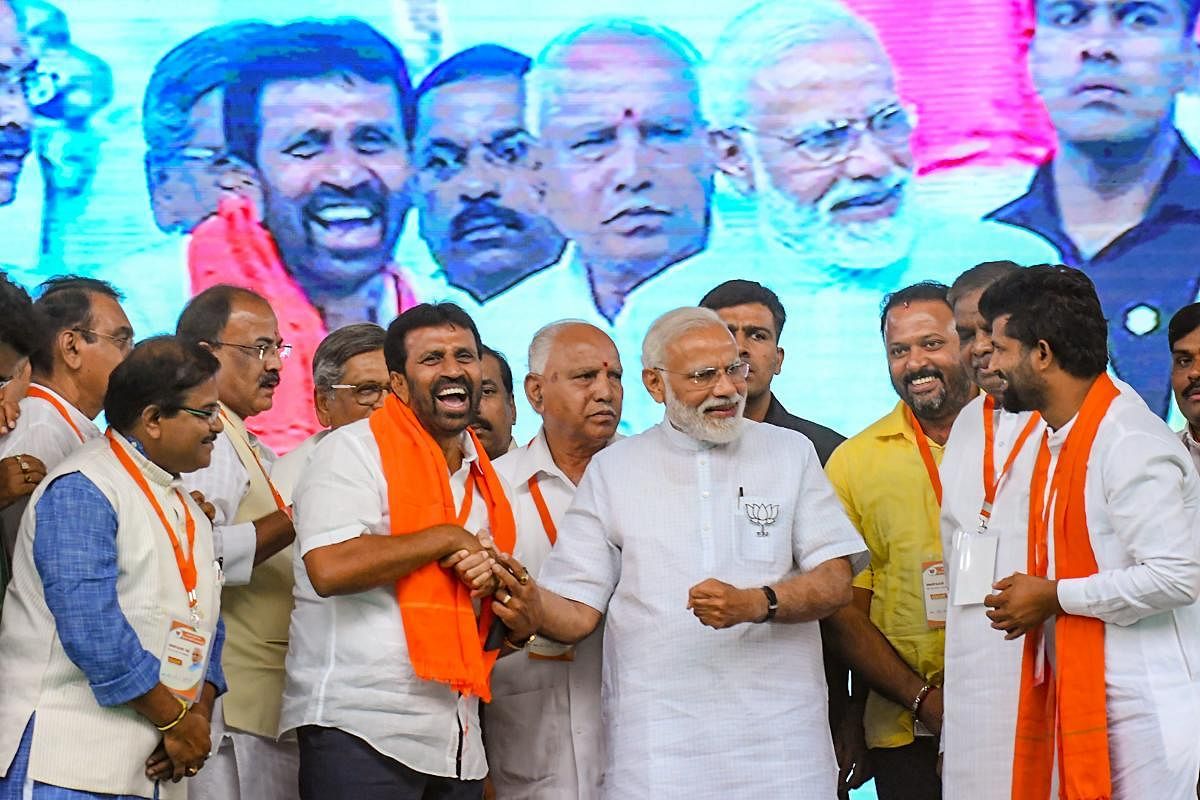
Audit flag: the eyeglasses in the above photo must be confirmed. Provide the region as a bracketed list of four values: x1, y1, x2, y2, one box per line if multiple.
[328, 382, 389, 407]
[419, 131, 534, 182]
[653, 360, 750, 388]
[74, 328, 135, 354]
[175, 405, 221, 423]
[212, 340, 292, 361]
[735, 102, 915, 165]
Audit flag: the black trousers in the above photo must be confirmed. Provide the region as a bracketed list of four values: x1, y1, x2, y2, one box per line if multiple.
[298, 725, 484, 800]
[869, 737, 942, 800]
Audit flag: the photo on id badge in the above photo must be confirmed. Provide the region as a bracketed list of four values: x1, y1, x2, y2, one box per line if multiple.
[738, 493, 783, 563]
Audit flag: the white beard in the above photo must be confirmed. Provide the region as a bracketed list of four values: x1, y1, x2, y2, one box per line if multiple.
[664, 382, 747, 445]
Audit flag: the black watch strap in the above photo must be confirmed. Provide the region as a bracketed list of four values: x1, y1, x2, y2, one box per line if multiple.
[759, 585, 778, 623]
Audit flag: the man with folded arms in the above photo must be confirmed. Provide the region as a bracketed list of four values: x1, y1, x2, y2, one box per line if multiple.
[485, 320, 622, 799]
[937, 260, 1045, 800]
[981, 265, 1200, 798]
[0, 336, 226, 797]
[287, 303, 515, 799]
[489, 307, 866, 798]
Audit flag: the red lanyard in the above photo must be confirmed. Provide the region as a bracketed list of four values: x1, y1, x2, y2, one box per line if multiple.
[106, 430, 200, 623]
[456, 470, 476, 526]
[219, 408, 286, 512]
[979, 396, 1042, 528]
[905, 407, 943, 506]
[28, 385, 84, 443]
[527, 474, 557, 546]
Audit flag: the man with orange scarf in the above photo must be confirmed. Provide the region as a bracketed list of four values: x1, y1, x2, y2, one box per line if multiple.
[981, 265, 1200, 799]
[286, 302, 515, 800]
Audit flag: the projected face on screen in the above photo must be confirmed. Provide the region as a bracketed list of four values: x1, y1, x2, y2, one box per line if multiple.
[733, 32, 916, 271]
[0, 0, 32, 207]
[535, 30, 712, 275]
[1031, 0, 1198, 145]
[255, 73, 411, 292]
[414, 72, 565, 300]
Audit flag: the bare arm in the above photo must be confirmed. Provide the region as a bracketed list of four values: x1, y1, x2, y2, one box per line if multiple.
[252, 508, 296, 565]
[304, 524, 481, 597]
[688, 556, 855, 629]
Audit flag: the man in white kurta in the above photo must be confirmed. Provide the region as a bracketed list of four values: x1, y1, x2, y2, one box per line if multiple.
[981, 266, 1200, 799]
[495, 308, 868, 798]
[487, 321, 623, 799]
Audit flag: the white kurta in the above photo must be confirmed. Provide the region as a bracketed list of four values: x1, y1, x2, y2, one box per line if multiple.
[284, 421, 497, 780]
[1035, 390, 1200, 798]
[538, 418, 868, 799]
[939, 394, 1044, 799]
[488, 428, 606, 800]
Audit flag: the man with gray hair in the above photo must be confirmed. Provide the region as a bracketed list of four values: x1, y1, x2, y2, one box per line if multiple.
[484, 319, 622, 799]
[270, 323, 388, 502]
[486, 306, 867, 798]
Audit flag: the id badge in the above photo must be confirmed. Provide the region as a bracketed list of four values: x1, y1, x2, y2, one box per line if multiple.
[951, 529, 999, 607]
[527, 635, 575, 662]
[159, 620, 212, 703]
[921, 561, 947, 629]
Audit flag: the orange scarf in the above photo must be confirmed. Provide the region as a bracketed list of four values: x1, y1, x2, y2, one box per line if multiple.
[1013, 374, 1118, 800]
[369, 394, 516, 700]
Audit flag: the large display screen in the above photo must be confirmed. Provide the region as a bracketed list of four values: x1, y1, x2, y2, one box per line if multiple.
[2, 0, 1198, 452]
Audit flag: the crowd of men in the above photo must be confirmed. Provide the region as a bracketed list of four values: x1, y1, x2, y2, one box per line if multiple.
[0, 260, 1196, 800]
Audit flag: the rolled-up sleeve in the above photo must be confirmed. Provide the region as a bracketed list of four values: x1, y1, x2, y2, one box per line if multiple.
[1056, 432, 1200, 626]
[794, 438, 868, 576]
[33, 473, 160, 707]
[538, 465, 621, 614]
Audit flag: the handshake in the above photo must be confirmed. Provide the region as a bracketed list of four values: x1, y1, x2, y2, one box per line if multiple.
[440, 530, 543, 643]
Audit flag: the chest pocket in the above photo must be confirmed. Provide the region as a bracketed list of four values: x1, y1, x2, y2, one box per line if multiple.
[735, 495, 788, 564]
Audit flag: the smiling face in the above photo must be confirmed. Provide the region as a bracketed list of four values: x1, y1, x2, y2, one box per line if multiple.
[392, 323, 482, 441]
[644, 322, 746, 444]
[538, 33, 713, 270]
[884, 299, 973, 421]
[0, 0, 33, 206]
[1031, 0, 1199, 145]
[737, 34, 916, 269]
[414, 75, 565, 292]
[529, 323, 623, 449]
[953, 287, 1006, 398]
[316, 348, 388, 430]
[1171, 323, 1200, 429]
[255, 74, 411, 293]
[152, 376, 224, 475]
[988, 315, 1050, 415]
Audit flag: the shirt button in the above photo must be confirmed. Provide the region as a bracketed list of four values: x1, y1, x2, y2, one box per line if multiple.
[701, 490, 710, 498]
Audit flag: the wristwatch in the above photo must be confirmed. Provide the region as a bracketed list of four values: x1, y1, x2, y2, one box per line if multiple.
[758, 585, 778, 623]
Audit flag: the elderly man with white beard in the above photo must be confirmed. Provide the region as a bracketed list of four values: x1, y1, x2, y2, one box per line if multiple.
[485, 307, 867, 799]
[694, 0, 1055, 437]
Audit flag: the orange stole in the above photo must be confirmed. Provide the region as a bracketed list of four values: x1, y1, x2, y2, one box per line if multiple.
[1013, 374, 1119, 800]
[369, 394, 516, 700]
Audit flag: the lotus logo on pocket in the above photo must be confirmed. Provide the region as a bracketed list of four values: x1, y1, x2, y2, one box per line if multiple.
[744, 503, 779, 537]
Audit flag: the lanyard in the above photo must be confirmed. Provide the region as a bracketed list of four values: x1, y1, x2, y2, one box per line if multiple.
[106, 430, 201, 626]
[979, 396, 1041, 529]
[905, 407, 943, 506]
[527, 474, 557, 546]
[219, 408, 287, 513]
[1027, 434, 1062, 579]
[456, 470, 476, 526]
[28, 385, 84, 443]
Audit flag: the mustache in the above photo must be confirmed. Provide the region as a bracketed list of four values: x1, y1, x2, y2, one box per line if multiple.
[470, 417, 493, 432]
[431, 375, 473, 398]
[0, 126, 31, 157]
[820, 171, 909, 215]
[450, 200, 524, 241]
[904, 367, 943, 387]
[303, 182, 386, 218]
[259, 372, 280, 389]
[1186, 379, 1200, 397]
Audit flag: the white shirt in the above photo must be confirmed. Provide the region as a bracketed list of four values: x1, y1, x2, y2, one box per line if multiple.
[1037, 389, 1200, 796]
[270, 430, 329, 506]
[1179, 427, 1200, 477]
[182, 428, 275, 587]
[283, 420, 496, 780]
[487, 428, 607, 800]
[0, 384, 100, 560]
[538, 417, 868, 799]
[939, 394, 1043, 800]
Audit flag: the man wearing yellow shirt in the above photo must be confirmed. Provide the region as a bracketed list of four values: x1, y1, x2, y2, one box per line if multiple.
[823, 281, 974, 800]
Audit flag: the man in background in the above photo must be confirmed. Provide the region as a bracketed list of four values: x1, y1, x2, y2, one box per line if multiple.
[471, 345, 516, 460]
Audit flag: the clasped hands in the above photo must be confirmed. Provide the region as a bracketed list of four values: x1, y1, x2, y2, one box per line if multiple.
[144, 704, 211, 784]
[441, 531, 543, 640]
[984, 572, 1062, 640]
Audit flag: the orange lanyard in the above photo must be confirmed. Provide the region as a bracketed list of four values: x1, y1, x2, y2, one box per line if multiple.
[1027, 434, 1062, 579]
[106, 430, 201, 625]
[219, 409, 286, 513]
[527, 474, 557, 546]
[28, 385, 84, 443]
[456, 470, 476, 526]
[905, 407, 943, 506]
[979, 396, 1041, 528]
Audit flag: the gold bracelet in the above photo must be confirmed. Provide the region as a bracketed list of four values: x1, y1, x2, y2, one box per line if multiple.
[155, 696, 189, 732]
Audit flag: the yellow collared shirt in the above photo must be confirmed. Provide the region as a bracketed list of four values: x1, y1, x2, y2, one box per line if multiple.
[825, 400, 945, 749]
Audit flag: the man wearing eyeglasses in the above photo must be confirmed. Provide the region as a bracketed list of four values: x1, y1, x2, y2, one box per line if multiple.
[821, 282, 976, 800]
[698, 0, 1054, 438]
[408, 44, 566, 306]
[488, 306, 867, 798]
[270, 323, 388, 503]
[0, 276, 132, 557]
[177, 285, 299, 800]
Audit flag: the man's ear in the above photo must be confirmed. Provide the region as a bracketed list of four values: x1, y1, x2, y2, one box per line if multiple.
[139, 404, 165, 442]
[710, 128, 755, 196]
[59, 329, 85, 371]
[314, 388, 332, 428]
[643, 367, 667, 405]
[525, 373, 544, 414]
[389, 371, 410, 404]
[775, 346, 785, 377]
[1032, 339, 1055, 373]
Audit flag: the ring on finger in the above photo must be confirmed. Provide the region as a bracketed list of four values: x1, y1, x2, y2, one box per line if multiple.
[499, 591, 512, 606]
[17, 458, 27, 473]
[518, 571, 531, 586]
